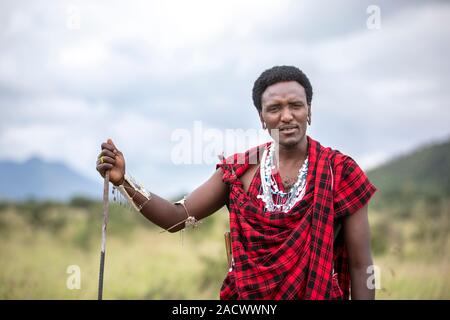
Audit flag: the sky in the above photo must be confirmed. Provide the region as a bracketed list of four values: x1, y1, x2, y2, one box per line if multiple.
[1, 0, 449, 198]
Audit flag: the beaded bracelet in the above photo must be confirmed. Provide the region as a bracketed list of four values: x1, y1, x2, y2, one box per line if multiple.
[116, 173, 152, 212]
[161, 196, 201, 233]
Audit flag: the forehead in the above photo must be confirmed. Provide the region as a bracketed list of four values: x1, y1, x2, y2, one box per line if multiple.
[262, 81, 307, 104]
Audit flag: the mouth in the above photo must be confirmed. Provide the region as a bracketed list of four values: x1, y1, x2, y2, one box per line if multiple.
[279, 125, 299, 135]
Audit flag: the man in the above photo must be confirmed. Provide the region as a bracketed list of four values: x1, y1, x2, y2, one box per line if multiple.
[96, 66, 377, 300]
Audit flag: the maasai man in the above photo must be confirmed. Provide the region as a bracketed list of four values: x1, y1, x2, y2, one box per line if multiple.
[96, 66, 377, 300]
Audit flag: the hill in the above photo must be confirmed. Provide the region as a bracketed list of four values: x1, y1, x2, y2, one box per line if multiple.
[367, 137, 450, 217]
[0, 157, 101, 201]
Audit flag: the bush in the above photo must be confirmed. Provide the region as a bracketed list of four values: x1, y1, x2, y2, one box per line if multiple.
[70, 196, 98, 209]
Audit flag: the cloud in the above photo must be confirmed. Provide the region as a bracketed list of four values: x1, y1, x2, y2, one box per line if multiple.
[280, 2, 450, 166]
[1, 0, 449, 197]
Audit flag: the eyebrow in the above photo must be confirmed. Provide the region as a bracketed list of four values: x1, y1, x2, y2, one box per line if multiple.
[265, 100, 305, 107]
[265, 103, 281, 108]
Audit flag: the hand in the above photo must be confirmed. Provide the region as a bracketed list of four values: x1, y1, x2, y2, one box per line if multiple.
[96, 139, 126, 186]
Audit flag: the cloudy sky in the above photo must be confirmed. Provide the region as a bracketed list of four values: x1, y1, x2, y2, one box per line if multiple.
[1, 0, 449, 198]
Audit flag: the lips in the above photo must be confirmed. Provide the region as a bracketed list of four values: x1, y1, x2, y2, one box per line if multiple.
[279, 125, 299, 132]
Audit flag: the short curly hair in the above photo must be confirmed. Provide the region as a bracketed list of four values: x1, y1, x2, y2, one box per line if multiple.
[252, 66, 313, 112]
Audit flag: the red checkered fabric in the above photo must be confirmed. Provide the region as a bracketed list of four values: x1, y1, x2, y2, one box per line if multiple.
[216, 136, 376, 300]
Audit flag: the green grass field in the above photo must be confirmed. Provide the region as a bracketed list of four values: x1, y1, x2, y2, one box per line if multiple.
[0, 201, 448, 299]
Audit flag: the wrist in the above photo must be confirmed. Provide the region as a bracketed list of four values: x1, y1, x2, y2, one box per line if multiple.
[114, 176, 125, 187]
[115, 173, 152, 212]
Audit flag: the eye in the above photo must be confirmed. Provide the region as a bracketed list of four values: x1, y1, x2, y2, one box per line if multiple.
[290, 102, 304, 109]
[267, 105, 280, 112]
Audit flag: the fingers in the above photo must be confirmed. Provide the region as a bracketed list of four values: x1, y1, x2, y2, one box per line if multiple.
[97, 155, 116, 165]
[101, 142, 115, 153]
[97, 163, 115, 171]
[107, 139, 116, 149]
[101, 139, 121, 155]
[96, 163, 114, 177]
[97, 139, 121, 178]
[99, 149, 116, 159]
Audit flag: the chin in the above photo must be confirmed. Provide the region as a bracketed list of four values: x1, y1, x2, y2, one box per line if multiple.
[279, 137, 301, 148]
[278, 133, 306, 149]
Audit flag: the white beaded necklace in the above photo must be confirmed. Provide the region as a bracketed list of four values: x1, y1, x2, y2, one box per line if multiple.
[257, 142, 309, 213]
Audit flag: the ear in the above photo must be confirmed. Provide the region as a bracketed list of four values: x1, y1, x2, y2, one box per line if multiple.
[258, 111, 264, 126]
[307, 105, 312, 125]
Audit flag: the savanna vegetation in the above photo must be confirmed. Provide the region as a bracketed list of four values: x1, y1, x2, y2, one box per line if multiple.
[1, 139, 449, 299]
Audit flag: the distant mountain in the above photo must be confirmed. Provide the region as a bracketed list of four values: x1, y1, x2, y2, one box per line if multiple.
[367, 137, 450, 215]
[0, 157, 102, 201]
[2, 137, 449, 204]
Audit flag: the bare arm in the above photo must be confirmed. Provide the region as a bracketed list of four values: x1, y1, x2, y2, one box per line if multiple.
[129, 168, 228, 232]
[343, 203, 375, 300]
[96, 139, 228, 233]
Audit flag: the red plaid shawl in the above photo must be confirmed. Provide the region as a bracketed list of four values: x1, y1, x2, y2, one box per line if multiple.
[216, 136, 376, 300]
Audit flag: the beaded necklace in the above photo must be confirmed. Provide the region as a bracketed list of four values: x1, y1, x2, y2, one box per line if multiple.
[257, 142, 308, 213]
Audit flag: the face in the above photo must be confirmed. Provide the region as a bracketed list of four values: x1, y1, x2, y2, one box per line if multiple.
[259, 81, 311, 148]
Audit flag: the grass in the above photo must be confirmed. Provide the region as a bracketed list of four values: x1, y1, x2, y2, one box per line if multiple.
[0, 201, 449, 299]
[0, 204, 229, 299]
[375, 256, 450, 299]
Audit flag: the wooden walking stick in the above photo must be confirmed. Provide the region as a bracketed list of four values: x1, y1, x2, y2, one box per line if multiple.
[98, 171, 110, 300]
[224, 231, 233, 271]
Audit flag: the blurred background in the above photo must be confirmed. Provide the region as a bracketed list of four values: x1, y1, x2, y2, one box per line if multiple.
[0, 0, 449, 299]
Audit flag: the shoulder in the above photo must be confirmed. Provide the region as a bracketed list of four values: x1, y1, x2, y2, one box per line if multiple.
[308, 136, 355, 168]
[314, 140, 367, 188]
[216, 142, 268, 179]
[317, 142, 360, 174]
[308, 137, 376, 216]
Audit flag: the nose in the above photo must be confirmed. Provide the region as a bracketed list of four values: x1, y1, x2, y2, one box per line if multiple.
[280, 106, 294, 122]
